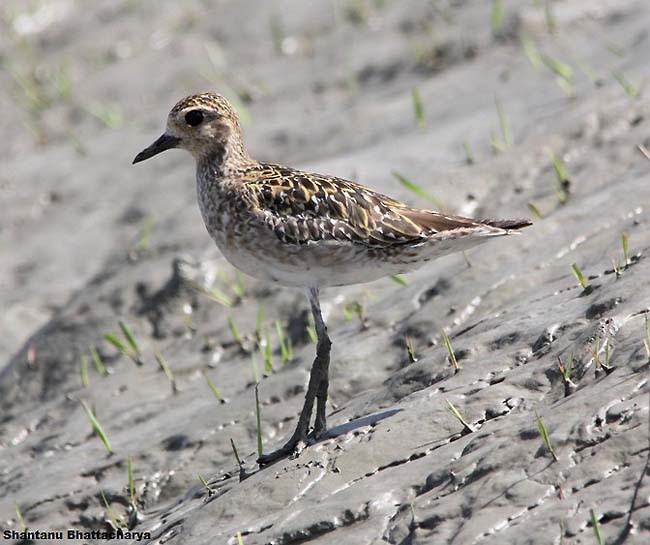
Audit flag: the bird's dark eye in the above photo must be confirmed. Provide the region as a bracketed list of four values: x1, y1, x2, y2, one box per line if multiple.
[185, 110, 204, 127]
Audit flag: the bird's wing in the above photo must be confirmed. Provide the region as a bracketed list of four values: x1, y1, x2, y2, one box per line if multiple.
[238, 163, 521, 247]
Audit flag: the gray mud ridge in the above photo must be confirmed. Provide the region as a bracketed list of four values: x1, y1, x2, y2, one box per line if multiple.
[1, 1, 649, 544]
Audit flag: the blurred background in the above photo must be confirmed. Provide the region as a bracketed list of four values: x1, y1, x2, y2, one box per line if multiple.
[1, 1, 649, 544]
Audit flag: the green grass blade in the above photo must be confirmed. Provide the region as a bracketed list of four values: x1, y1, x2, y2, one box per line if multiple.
[202, 370, 223, 402]
[527, 202, 544, 219]
[441, 329, 459, 371]
[89, 346, 107, 376]
[80, 354, 89, 387]
[405, 336, 417, 363]
[570, 262, 590, 291]
[445, 399, 474, 433]
[155, 351, 177, 394]
[236, 532, 245, 545]
[127, 455, 135, 504]
[613, 71, 638, 98]
[590, 509, 603, 545]
[100, 489, 122, 528]
[621, 231, 629, 266]
[411, 87, 425, 128]
[15, 503, 26, 530]
[118, 320, 140, 356]
[275, 320, 293, 363]
[228, 317, 242, 346]
[490, 0, 503, 36]
[254, 383, 263, 458]
[543, 1, 556, 34]
[462, 140, 474, 165]
[230, 438, 243, 466]
[541, 55, 573, 82]
[535, 411, 558, 461]
[262, 330, 273, 374]
[256, 304, 264, 340]
[104, 333, 129, 355]
[250, 352, 260, 383]
[390, 274, 408, 286]
[81, 400, 113, 454]
[392, 171, 443, 209]
[495, 98, 512, 149]
[521, 34, 542, 67]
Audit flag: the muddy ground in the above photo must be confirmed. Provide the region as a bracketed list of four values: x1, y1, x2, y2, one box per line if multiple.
[1, 1, 649, 544]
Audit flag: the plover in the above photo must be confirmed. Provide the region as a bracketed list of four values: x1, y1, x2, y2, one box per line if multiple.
[133, 92, 531, 464]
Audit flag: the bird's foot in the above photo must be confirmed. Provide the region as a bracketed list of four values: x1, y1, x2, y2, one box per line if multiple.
[257, 430, 309, 466]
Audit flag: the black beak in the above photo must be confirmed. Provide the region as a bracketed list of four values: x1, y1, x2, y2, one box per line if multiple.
[132, 133, 181, 164]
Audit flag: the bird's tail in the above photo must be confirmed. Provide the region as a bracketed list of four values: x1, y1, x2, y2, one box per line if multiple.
[479, 218, 533, 231]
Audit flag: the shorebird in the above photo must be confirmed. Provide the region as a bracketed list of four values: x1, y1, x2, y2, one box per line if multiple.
[133, 92, 531, 464]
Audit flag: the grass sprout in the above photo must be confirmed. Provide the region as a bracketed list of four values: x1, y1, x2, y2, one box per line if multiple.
[81, 401, 113, 454]
[390, 274, 408, 287]
[104, 320, 142, 365]
[446, 399, 474, 433]
[550, 152, 570, 204]
[198, 474, 215, 496]
[100, 490, 123, 528]
[392, 171, 443, 209]
[127, 455, 135, 505]
[411, 87, 425, 128]
[405, 336, 417, 363]
[191, 282, 234, 307]
[228, 317, 243, 347]
[441, 329, 459, 371]
[590, 509, 604, 545]
[276, 320, 293, 363]
[15, 503, 26, 530]
[255, 304, 264, 341]
[134, 215, 153, 253]
[236, 532, 245, 545]
[490, 98, 512, 152]
[230, 438, 243, 467]
[85, 104, 123, 129]
[203, 370, 223, 402]
[343, 300, 366, 329]
[155, 351, 177, 394]
[90, 346, 107, 376]
[613, 72, 639, 98]
[80, 354, 89, 387]
[527, 202, 544, 219]
[490, 0, 503, 37]
[622, 231, 630, 268]
[119, 320, 141, 358]
[261, 330, 273, 374]
[231, 271, 246, 299]
[535, 411, 558, 461]
[462, 140, 475, 165]
[543, 1, 556, 34]
[542, 55, 573, 82]
[521, 34, 542, 68]
[557, 355, 574, 383]
[570, 263, 591, 292]
[255, 383, 263, 458]
[250, 352, 260, 384]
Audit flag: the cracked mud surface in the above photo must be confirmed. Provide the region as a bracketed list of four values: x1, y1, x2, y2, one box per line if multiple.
[1, 1, 650, 544]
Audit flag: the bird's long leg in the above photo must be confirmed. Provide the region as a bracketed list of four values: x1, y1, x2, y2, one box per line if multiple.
[257, 287, 331, 465]
[309, 288, 331, 438]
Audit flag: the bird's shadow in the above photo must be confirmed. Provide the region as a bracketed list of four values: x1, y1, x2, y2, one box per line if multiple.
[321, 408, 402, 440]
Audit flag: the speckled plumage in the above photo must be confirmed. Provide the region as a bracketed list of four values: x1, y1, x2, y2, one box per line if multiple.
[134, 92, 531, 462]
[140, 92, 530, 287]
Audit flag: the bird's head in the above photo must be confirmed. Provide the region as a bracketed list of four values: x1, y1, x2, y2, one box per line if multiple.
[133, 92, 244, 164]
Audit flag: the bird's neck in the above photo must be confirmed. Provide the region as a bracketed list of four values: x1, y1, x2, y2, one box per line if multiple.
[197, 135, 256, 179]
